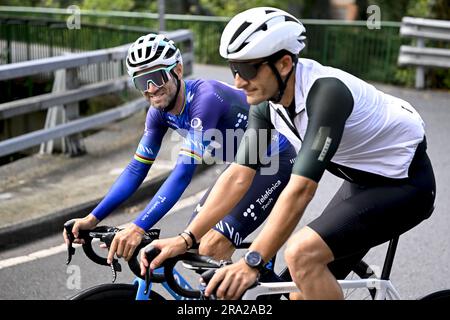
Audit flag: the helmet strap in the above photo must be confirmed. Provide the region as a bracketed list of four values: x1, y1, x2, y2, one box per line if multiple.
[162, 69, 181, 113]
[267, 61, 295, 104]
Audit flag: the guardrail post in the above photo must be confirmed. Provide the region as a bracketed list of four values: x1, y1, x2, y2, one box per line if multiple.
[40, 65, 86, 156]
[40, 69, 66, 154]
[415, 38, 425, 89]
[63, 66, 86, 156]
[6, 21, 12, 64]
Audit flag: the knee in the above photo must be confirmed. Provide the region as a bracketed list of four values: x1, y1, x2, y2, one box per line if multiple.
[284, 229, 331, 279]
[199, 230, 234, 260]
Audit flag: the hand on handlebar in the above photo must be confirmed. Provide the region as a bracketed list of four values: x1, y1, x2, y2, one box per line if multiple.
[201, 259, 259, 300]
[106, 223, 145, 264]
[62, 214, 99, 245]
[139, 236, 188, 276]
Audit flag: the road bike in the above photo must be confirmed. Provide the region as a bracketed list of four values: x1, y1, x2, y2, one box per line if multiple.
[63, 220, 379, 300]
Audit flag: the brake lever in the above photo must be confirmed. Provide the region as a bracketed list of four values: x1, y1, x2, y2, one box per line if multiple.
[199, 260, 232, 300]
[97, 231, 123, 283]
[64, 220, 76, 265]
[144, 246, 161, 295]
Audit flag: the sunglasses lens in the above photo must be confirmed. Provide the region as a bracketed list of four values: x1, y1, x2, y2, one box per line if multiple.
[133, 69, 171, 91]
[228, 62, 259, 81]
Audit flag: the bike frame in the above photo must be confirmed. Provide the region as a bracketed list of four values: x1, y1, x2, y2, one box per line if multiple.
[133, 266, 195, 300]
[241, 279, 402, 300]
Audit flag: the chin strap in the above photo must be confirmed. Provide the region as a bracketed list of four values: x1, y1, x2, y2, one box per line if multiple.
[267, 62, 295, 104]
[162, 69, 182, 113]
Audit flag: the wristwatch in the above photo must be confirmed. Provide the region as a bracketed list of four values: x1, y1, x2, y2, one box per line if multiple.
[244, 250, 265, 271]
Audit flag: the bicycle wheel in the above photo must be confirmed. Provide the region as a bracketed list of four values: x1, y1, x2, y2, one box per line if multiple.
[420, 290, 450, 301]
[70, 283, 166, 300]
[342, 260, 377, 300]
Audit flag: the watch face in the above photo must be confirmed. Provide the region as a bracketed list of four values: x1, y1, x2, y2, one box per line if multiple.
[245, 251, 262, 267]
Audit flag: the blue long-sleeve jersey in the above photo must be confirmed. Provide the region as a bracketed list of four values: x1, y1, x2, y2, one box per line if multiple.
[91, 79, 290, 230]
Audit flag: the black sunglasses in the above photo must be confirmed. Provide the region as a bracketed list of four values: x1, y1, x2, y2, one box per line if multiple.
[228, 60, 269, 81]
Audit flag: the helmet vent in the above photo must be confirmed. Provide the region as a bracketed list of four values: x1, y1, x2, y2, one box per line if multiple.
[230, 21, 251, 48]
[164, 48, 175, 60]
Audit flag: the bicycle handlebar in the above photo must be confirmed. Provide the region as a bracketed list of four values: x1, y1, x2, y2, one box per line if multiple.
[144, 245, 231, 299]
[63, 219, 164, 282]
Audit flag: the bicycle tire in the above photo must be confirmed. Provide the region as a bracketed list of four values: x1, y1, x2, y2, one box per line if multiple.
[70, 283, 166, 300]
[420, 290, 450, 301]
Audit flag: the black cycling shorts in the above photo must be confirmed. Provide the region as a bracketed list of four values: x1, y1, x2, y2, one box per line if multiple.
[190, 144, 297, 247]
[308, 137, 436, 272]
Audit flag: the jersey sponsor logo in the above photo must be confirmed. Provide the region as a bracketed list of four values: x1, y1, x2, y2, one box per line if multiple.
[187, 91, 194, 103]
[318, 137, 332, 162]
[137, 143, 154, 156]
[213, 92, 224, 103]
[183, 136, 206, 152]
[235, 113, 248, 128]
[255, 180, 282, 207]
[141, 195, 167, 220]
[243, 204, 257, 221]
[261, 198, 274, 211]
[194, 203, 203, 214]
[214, 221, 243, 246]
[190, 117, 203, 130]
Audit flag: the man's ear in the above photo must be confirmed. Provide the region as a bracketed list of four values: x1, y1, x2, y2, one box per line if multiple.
[174, 63, 184, 78]
[278, 55, 294, 77]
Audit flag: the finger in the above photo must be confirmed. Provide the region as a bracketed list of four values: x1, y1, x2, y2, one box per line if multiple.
[225, 276, 241, 300]
[72, 223, 79, 238]
[205, 270, 225, 297]
[107, 239, 118, 264]
[128, 245, 138, 262]
[216, 273, 233, 299]
[235, 282, 250, 300]
[149, 250, 167, 270]
[116, 239, 125, 259]
[123, 244, 135, 262]
[73, 238, 85, 245]
[140, 251, 149, 276]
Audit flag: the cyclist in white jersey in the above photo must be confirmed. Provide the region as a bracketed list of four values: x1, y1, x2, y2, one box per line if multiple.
[140, 8, 436, 300]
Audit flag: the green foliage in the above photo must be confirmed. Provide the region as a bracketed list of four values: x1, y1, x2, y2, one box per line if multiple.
[82, 0, 133, 11]
[198, 0, 292, 16]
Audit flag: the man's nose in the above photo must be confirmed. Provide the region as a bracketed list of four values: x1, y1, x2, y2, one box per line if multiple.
[234, 73, 248, 89]
[146, 82, 160, 94]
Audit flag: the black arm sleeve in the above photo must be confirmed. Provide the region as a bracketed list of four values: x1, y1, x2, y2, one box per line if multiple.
[292, 77, 354, 182]
[234, 102, 274, 170]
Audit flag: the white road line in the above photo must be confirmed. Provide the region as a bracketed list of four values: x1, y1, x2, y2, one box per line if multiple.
[0, 188, 207, 270]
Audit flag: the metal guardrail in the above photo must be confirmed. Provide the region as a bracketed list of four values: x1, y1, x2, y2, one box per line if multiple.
[0, 6, 403, 85]
[0, 29, 194, 158]
[398, 17, 450, 89]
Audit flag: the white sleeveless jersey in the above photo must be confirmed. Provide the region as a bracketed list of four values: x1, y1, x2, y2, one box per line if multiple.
[269, 58, 425, 179]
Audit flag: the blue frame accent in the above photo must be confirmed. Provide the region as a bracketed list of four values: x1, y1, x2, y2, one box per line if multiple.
[132, 266, 195, 300]
[134, 277, 152, 300]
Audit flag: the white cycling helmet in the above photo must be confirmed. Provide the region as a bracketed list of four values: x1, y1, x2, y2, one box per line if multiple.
[126, 33, 183, 78]
[220, 7, 306, 61]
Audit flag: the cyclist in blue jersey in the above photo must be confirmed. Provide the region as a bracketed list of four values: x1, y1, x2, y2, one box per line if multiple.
[141, 8, 436, 300]
[62, 33, 296, 263]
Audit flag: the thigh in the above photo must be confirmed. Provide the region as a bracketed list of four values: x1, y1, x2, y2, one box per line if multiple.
[308, 183, 434, 261]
